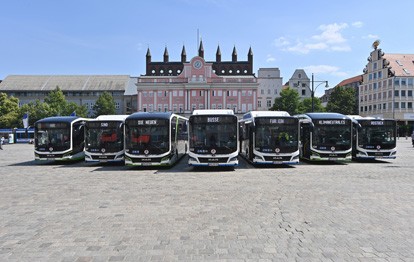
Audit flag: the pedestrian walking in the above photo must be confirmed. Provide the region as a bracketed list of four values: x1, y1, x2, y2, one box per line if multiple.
[0, 136, 4, 150]
[411, 131, 414, 147]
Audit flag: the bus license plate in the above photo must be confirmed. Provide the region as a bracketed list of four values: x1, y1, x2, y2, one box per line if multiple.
[209, 163, 219, 166]
[273, 161, 283, 164]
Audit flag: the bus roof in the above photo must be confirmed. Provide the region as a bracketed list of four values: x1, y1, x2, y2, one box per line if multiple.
[94, 115, 129, 121]
[192, 109, 235, 116]
[35, 116, 85, 124]
[243, 111, 290, 119]
[126, 112, 179, 120]
[347, 115, 395, 122]
[297, 112, 350, 120]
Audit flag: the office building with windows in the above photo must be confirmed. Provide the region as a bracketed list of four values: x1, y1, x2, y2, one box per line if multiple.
[136, 41, 258, 115]
[287, 69, 311, 99]
[0, 75, 132, 116]
[256, 68, 283, 110]
[359, 41, 414, 131]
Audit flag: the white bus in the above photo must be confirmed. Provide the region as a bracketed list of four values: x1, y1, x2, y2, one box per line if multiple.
[34, 116, 88, 161]
[124, 112, 188, 166]
[296, 112, 353, 161]
[188, 109, 239, 167]
[239, 111, 299, 165]
[349, 115, 397, 160]
[84, 115, 129, 162]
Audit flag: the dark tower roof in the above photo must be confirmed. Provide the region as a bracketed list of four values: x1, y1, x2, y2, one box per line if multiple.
[216, 45, 221, 62]
[163, 47, 169, 62]
[248, 46, 253, 64]
[198, 40, 204, 58]
[146, 47, 151, 64]
[144, 43, 253, 76]
[232, 46, 237, 62]
[181, 45, 187, 62]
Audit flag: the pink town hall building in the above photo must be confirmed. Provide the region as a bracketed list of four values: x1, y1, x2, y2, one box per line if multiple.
[136, 41, 258, 116]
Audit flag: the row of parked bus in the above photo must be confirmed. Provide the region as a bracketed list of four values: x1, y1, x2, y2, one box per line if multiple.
[33, 109, 397, 167]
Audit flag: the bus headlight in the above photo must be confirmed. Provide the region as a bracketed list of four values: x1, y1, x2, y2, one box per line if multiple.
[229, 157, 238, 163]
[161, 156, 170, 163]
[189, 157, 198, 163]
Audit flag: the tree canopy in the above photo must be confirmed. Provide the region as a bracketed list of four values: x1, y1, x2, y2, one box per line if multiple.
[270, 87, 300, 115]
[326, 86, 357, 115]
[92, 91, 116, 117]
[298, 97, 325, 114]
[0, 87, 88, 128]
[0, 92, 20, 128]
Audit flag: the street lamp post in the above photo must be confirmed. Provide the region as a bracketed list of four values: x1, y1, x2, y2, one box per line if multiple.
[311, 73, 329, 112]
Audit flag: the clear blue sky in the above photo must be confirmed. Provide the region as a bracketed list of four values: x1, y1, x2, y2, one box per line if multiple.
[2, 0, 414, 96]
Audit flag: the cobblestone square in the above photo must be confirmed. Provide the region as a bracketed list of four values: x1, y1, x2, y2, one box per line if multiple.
[0, 140, 413, 261]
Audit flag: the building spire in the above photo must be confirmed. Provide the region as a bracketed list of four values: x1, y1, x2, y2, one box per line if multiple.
[232, 45, 237, 62]
[198, 39, 204, 58]
[216, 45, 221, 62]
[146, 47, 151, 64]
[163, 46, 169, 62]
[248, 46, 253, 64]
[181, 45, 187, 62]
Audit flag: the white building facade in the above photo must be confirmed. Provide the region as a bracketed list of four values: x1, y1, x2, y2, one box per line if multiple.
[359, 42, 414, 133]
[288, 69, 311, 99]
[256, 68, 283, 110]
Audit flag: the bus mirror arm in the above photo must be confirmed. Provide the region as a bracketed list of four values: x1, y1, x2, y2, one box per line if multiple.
[309, 122, 315, 132]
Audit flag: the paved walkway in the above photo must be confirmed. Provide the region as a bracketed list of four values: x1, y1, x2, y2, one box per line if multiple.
[0, 140, 413, 261]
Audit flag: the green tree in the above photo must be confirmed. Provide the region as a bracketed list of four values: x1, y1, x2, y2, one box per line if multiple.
[44, 86, 67, 116]
[0, 92, 20, 128]
[298, 97, 325, 113]
[19, 100, 53, 127]
[43, 86, 88, 117]
[326, 86, 357, 115]
[270, 87, 300, 115]
[92, 91, 116, 117]
[65, 102, 88, 117]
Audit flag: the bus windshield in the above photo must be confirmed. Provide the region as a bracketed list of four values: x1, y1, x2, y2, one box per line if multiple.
[358, 125, 396, 149]
[126, 120, 169, 154]
[86, 122, 123, 152]
[190, 116, 237, 154]
[312, 123, 351, 150]
[35, 122, 70, 151]
[255, 118, 298, 153]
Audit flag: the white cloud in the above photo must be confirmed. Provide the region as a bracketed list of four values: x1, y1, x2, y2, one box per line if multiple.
[352, 21, 363, 28]
[312, 23, 348, 44]
[303, 65, 347, 77]
[363, 34, 379, 39]
[275, 22, 351, 54]
[273, 37, 290, 47]
[266, 54, 276, 62]
[305, 42, 328, 51]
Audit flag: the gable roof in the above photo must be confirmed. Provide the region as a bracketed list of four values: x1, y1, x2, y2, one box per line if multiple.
[384, 54, 414, 77]
[336, 75, 363, 87]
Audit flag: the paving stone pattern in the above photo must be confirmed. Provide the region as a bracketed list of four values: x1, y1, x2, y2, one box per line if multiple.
[0, 140, 413, 261]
